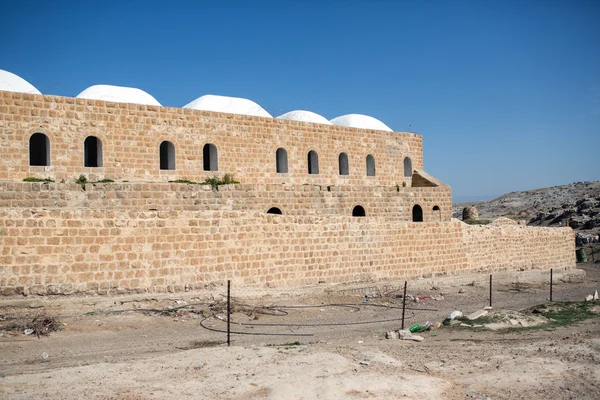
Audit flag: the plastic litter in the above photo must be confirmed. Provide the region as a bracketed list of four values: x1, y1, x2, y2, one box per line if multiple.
[42, 352, 49, 359]
[24, 329, 34, 335]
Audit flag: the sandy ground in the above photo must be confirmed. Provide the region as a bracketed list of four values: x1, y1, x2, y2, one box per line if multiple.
[1, 264, 599, 400]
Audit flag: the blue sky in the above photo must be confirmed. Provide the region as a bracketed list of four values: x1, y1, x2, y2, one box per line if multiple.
[2, 0, 599, 201]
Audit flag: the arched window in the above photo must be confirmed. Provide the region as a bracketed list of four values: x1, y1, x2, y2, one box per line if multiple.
[308, 150, 319, 174]
[366, 154, 375, 176]
[404, 157, 413, 177]
[29, 133, 50, 166]
[352, 205, 366, 217]
[159, 141, 175, 170]
[412, 204, 423, 222]
[203, 143, 218, 171]
[339, 152, 349, 175]
[276, 148, 288, 173]
[433, 205, 441, 222]
[84, 136, 103, 167]
[267, 207, 283, 215]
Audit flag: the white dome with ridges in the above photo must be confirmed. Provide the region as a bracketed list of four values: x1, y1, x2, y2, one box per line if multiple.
[330, 114, 392, 132]
[277, 110, 332, 125]
[0, 69, 41, 94]
[76, 84, 161, 106]
[184, 94, 272, 118]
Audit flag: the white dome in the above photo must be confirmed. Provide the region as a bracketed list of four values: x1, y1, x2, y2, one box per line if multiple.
[0, 69, 41, 94]
[183, 94, 272, 118]
[276, 110, 332, 125]
[76, 84, 161, 106]
[330, 114, 392, 132]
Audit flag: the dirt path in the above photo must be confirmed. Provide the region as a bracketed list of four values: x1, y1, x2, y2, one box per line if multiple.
[1, 265, 599, 399]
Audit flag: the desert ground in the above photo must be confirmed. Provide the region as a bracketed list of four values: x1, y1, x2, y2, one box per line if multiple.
[1, 263, 599, 400]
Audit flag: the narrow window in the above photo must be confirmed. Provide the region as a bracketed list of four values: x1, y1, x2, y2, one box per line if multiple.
[84, 136, 103, 167]
[203, 143, 218, 171]
[160, 141, 175, 170]
[412, 204, 423, 222]
[308, 150, 319, 174]
[29, 133, 50, 166]
[366, 154, 375, 176]
[338, 152, 349, 175]
[352, 205, 366, 217]
[276, 148, 288, 173]
[433, 205, 441, 222]
[404, 157, 413, 177]
[267, 207, 282, 215]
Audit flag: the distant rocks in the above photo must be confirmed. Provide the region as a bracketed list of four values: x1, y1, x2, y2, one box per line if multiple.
[453, 182, 600, 246]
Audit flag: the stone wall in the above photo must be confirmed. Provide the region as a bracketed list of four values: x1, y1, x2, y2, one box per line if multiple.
[0, 207, 574, 296]
[0, 90, 423, 186]
[0, 182, 453, 221]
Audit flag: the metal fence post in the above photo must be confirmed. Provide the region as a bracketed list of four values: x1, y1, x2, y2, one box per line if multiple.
[401, 281, 407, 330]
[227, 280, 231, 347]
[489, 274, 493, 308]
[550, 269, 553, 302]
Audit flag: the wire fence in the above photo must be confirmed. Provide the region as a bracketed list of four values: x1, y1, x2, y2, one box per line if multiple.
[196, 267, 596, 346]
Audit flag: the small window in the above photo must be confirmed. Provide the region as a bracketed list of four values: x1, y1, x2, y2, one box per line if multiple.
[366, 154, 375, 176]
[433, 205, 441, 222]
[276, 148, 288, 173]
[267, 207, 282, 215]
[84, 136, 103, 167]
[29, 133, 50, 166]
[308, 150, 319, 174]
[160, 141, 175, 170]
[352, 205, 366, 217]
[412, 204, 423, 222]
[339, 152, 349, 175]
[203, 143, 218, 171]
[404, 157, 413, 177]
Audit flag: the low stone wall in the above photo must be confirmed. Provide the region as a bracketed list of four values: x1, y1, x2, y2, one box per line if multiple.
[0, 209, 574, 296]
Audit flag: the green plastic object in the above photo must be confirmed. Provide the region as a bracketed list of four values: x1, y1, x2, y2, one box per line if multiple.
[409, 324, 420, 333]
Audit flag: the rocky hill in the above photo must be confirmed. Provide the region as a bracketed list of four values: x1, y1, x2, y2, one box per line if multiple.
[453, 181, 600, 246]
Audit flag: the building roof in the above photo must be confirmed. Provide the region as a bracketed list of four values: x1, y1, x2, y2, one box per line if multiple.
[76, 84, 161, 106]
[183, 94, 272, 118]
[0, 69, 41, 94]
[276, 110, 332, 125]
[330, 114, 392, 132]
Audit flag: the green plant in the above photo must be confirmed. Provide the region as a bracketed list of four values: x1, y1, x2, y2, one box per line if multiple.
[402, 182, 407, 187]
[202, 174, 240, 190]
[23, 177, 54, 183]
[169, 179, 197, 184]
[75, 174, 88, 184]
[221, 173, 239, 185]
[97, 178, 114, 183]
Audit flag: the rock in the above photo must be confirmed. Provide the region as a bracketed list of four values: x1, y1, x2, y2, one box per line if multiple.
[449, 310, 463, 320]
[385, 331, 399, 340]
[398, 329, 412, 338]
[594, 290, 599, 300]
[466, 309, 488, 320]
[462, 206, 479, 221]
[519, 320, 530, 327]
[509, 319, 519, 326]
[402, 334, 424, 342]
[586, 294, 594, 301]
[460, 323, 472, 327]
[359, 361, 370, 366]
[483, 306, 493, 310]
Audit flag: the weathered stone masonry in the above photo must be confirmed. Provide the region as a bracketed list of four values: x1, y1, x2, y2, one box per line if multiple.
[0, 90, 576, 295]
